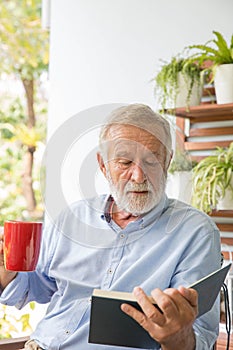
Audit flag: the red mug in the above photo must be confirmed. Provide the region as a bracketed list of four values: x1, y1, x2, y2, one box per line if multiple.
[3, 221, 43, 271]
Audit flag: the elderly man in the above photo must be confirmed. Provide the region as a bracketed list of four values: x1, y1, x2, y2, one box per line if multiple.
[0, 104, 221, 350]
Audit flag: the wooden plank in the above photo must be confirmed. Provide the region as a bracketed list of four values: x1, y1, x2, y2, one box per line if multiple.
[216, 223, 233, 232]
[189, 114, 233, 123]
[0, 337, 29, 350]
[222, 251, 233, 260]
[189, 155, 208, 162]
[210, 210, 233, 218]
[189, 126, 233, 137]
[202, 86, 215, 97]
[216, 332, 233, 350]
[221, 237, 233, 245]
[175, 116, 186, 149]
[184, 140, 231, 151]
[175, 103, 233, 119]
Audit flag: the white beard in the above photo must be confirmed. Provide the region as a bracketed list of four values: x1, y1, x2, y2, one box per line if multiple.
[106, 172, 166, 216]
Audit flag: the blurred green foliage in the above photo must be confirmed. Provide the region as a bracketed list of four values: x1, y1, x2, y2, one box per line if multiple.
[0, 303, 35, 339]
[0, 96, 47, 226]
[0, 0, 49, 80]
[0, 0, 49, 338]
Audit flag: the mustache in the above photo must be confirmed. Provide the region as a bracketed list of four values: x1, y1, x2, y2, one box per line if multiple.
[125, 182, 152, 192]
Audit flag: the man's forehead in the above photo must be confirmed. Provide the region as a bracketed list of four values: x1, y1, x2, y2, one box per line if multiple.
[112, 139, 163, 152]
[106, 124, 166, 146]
[106, 139, 165, 164]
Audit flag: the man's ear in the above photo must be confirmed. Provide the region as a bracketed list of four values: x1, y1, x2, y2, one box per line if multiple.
[166, 150, 173, 171]
[97, 152, 107, 178]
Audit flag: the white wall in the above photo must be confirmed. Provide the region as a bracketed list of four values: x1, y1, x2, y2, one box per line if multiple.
[44, 0, 233, 217]
[48, 0, 233, 134]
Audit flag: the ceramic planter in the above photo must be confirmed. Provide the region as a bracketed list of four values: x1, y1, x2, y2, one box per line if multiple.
[175, 73, 203, 108]
[217, 175, 233, 210]
[214, 63, 233, 104]
[166, 171, 192, 204]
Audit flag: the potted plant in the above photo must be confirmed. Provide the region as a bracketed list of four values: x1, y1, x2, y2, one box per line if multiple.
[187, 31, 233, 104]
[192, 142, 233, 213]
[153, 56, 203, 111]
[166, 150, 197, 204]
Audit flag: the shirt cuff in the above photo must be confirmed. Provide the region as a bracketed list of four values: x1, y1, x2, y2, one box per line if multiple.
[194, 331, 213, 350]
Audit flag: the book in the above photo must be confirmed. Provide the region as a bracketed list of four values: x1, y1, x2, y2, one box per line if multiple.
[88, 263, 231, 349]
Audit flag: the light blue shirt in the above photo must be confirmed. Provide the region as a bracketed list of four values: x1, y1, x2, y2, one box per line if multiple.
[0, 194, 221, 350]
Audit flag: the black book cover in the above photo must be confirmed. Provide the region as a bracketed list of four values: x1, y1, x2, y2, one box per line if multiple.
[88, 263, 231, 349]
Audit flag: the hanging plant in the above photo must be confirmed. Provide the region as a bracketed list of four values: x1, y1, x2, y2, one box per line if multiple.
[153, 56, 203, 112]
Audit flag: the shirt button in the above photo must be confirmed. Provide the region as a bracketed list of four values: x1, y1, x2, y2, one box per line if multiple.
[108, 268, 113, 274]
[65, 330, 70, 334]
[120, 233, 125, 239]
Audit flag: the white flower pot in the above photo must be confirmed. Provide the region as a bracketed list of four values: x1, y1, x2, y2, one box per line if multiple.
[175, 73, 203, 108]
[217, 175, 233, 210]
[163, 73, 203, 109]
[166, 171, 193, 204]
[214, 63, 233, 104]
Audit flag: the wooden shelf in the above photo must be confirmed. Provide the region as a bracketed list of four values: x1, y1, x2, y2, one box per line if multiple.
[184, 140, 231, 151]
[217, 223, 233, 232]
[175, 103, 233, 123]
[210, 210, 233, 218]
[209, 211, 233, 237]
[0, 337, 28, 350]
[173, 103, 233, 158]
[190, 126, 233, 137]
[173, 104, 233, 350]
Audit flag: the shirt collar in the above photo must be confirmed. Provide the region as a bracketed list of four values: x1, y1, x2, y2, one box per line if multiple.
[101, 193, 169, 227]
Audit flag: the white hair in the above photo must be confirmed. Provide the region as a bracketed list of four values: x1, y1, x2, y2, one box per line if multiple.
[99, 103, 172, 167]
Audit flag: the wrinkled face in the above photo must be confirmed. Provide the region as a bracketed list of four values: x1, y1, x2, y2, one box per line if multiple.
[98, 125, 170, 216]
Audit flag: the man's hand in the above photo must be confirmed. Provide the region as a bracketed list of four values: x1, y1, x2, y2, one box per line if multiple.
[0, 229, 18, 291]
[121, 286, 198, 350]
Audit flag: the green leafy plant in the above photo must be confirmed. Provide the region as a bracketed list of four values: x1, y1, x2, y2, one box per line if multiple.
[0, 97, 46, 226]
[187, 31, 233, 81]
[0, 0, 49, 215]
[192, 142, 233, 213]
[168, 150, 197, 174]
[153, 56, 203, 111]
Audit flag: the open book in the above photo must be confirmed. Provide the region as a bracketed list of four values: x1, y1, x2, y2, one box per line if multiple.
[88, 263, 231, 349]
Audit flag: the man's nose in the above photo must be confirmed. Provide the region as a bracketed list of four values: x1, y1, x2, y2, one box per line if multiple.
[130, 163, 146, 183]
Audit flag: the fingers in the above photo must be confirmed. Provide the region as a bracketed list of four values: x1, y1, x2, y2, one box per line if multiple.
[0, 229, 5, 267]
[178, 286, 198, 308]
[151, 288, 180, 319]
[121, 286, 197, 333]
[0, 226, 4, 240]
[134, 287, 165, 326]
[162, 287, 198, 321]
[121, 285, 198, 349]
[121, 286, 166, 339]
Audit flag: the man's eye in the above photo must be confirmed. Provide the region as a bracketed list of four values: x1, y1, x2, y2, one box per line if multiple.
[144, 160, 162, 169]
[118, 160, 132, 168]
[144, 160, 156, 166]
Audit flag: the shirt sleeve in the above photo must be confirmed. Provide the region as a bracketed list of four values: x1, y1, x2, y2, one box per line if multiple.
[169, 210, 221, 350]
[194, 324, 218, 350]
[0, 218, 59, 308]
